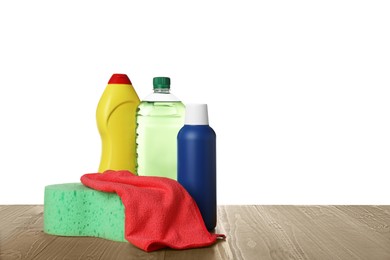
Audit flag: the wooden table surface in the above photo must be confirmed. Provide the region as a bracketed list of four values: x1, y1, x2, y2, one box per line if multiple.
[1, 205, 390, 260]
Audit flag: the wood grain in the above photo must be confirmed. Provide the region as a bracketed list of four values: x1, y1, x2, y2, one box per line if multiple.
[1, 205, 390, 259]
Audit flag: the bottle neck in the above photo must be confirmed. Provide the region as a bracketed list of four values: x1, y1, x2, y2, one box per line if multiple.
[154, 88, 170, 94]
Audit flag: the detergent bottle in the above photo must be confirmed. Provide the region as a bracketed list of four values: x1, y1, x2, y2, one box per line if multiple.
[136, 77, 185, 179]
[178, 104, 217, 230]
[96, 74, 140, 173]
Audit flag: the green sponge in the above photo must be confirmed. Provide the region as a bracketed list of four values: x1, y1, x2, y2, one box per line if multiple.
[43, 183, 126, 242]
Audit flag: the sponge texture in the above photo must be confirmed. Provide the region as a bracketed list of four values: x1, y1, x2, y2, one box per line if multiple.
[44, 183, 125, 242]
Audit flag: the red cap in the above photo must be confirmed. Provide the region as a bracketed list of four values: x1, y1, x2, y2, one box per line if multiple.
[108, 74, 132, 84]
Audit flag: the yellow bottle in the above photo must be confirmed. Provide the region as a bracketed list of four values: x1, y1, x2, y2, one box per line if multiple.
[96, 74, 140, 173]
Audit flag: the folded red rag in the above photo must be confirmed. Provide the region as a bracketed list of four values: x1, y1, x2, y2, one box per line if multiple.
[81, 170, 225, 252]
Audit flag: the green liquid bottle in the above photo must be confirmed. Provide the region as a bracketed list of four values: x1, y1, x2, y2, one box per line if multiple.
[136, 77, 185, 180]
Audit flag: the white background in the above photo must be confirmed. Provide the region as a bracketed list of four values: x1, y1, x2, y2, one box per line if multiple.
[0, 1, 389, 204]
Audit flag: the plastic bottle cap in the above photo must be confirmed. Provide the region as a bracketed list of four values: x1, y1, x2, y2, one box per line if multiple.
[185, 104, 209, 125]
[108, 74, 132, 84]
[153, 77, 170, 89]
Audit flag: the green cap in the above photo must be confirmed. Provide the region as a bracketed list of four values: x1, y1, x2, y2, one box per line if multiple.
[153, 77, 170, 89]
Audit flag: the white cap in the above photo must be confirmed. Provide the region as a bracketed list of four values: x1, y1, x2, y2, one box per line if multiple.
[185, 104, 209, 125]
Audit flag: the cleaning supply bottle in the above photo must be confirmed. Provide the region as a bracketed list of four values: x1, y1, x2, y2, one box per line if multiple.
[177, 104, 216, 230]
[96, 74, 140, 173]
[136, 77, 185, 180]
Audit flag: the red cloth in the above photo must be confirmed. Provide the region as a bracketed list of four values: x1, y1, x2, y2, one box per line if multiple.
[81, 170, 225, 252]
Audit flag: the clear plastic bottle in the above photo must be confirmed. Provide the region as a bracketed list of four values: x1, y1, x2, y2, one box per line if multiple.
[136, 77, 185, 179]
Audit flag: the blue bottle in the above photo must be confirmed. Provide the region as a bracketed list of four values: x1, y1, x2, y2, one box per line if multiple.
[177, 104, 216, 230]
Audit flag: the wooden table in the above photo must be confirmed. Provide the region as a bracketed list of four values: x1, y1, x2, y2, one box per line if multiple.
[1, 205, 390, 259]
